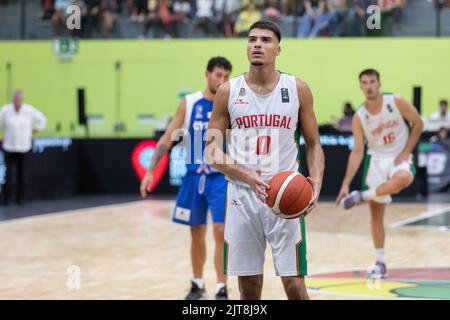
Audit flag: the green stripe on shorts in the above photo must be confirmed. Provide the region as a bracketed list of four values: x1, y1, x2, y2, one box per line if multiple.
[410, 155, 416, 176]
[223, 241, 229, 275]
[295, 127, 307, 276]
[361, 153, 372, 191]
[296, 215, 308, 276]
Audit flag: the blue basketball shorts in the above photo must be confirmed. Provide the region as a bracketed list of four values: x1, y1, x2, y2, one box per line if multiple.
[172, 171, 227, 226]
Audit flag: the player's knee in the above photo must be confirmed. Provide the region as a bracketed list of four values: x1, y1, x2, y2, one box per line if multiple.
[399, 175, 413, 190]
[213, 224, 225, 243]
[283, 279, 309, 300]
[393, 173, 413, 193]
[190, 226, 206, 243]
[239, 276, 262, 299]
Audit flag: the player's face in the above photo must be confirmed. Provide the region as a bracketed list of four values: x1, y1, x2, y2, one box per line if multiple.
[247, 29, 280, 66]
[359, 75, 381, 100]
[206, 67, 231, 94]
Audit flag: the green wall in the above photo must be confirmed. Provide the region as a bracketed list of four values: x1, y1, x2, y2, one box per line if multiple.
[1, 39, 449, 137]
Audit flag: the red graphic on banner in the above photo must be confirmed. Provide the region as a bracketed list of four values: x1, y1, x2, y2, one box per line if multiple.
[131, 140, 169, 192]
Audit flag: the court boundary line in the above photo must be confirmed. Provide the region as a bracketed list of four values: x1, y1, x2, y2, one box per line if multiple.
[0, 199, 173, 225]
[389, 206, 450, 228]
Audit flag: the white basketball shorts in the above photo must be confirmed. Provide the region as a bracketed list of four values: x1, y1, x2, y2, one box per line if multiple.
[362, 153, 415, 204]
[223, 182, 307, 277]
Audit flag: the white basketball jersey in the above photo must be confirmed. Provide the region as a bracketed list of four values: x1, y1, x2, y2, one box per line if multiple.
[226, 73, 300, 187]
[356, 94, 409, 156]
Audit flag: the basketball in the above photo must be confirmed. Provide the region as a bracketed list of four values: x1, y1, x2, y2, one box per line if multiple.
[267, 171, 313, 219]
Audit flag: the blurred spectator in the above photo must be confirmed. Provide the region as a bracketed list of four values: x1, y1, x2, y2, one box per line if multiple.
[0, 91, 47, 206]
[171, 0, 192, 38]
[129, 0, 147, 22]
[99, 0, 119, 38]
[380, 0, 405, 21]
[429, 99, 450, 129]
[214, 0, 241, 37]
[40, 0, 55, 20]
[142, 0, 172, 38]
[332, 102, 355, 132]
[234, 0, 264, 37]
[429, 127, 450, 151]
[327, 0, 359, 36]
[378, 0, 406, 35]
[190, 0, 215, 37]
[84, 0, 102, 37]
[51, 0, 72, 36]
[280, 0, 295, 16]
[297, 0, 330, 37]
[264, 0, 282, 22]
[142, 0, 161, 38]
[159, 0, 173, 35]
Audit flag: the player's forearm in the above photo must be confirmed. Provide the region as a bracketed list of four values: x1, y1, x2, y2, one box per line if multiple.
[205, 144, 253, 184]
[342, 152, 364, 186]
[402, 121, 424, 155]
[213, 162, 253, 185]
[147, 142, 170, 172]
[306, 142, 324, 186]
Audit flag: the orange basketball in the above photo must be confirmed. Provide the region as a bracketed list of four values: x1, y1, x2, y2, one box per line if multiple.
[267, 171, 313, 219]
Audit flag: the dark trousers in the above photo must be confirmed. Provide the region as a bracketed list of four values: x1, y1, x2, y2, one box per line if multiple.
[3, 151, 27, 204]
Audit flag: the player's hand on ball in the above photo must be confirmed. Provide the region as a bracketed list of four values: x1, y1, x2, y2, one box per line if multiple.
[140, 171, 154, 198]
[304, 177, 321, 215]
[394, 152, 409, 165]
[247, 169, 270, 203]
[336, 184, 349, 206]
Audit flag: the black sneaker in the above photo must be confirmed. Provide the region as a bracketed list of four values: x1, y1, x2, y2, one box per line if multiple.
[185, 281, 208, 300]
[215, 285, 228, 300]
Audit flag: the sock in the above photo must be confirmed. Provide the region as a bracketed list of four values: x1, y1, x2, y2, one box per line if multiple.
[375, 248, 385, 263]
[192, 278, 204, 289]
[216, 282, 226, 294]
[362, 189, 376, 201]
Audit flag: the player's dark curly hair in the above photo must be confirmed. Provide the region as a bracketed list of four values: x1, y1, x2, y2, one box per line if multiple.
[207, 57, 232, 72]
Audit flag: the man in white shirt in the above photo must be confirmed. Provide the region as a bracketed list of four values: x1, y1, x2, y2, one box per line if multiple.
[429, 99, 450, 129]
[190, 0, 215, 37]
[0, 91, 47, 206]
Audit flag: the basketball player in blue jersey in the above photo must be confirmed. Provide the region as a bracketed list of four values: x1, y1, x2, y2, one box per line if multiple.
[336, 69, 424, 278]
[205, 21, 324, 300]
[140, 57, 232, 300]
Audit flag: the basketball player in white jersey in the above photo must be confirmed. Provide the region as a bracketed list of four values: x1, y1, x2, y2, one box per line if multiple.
[336, 69, 424, 278]
[205, 20, 324, 300]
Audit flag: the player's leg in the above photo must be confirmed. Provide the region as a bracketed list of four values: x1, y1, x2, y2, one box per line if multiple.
[212, 222, 227, 298]
[2, 152, 13, 205]
[341, 154, 393, 209]
[238, 275, 264, 300]
[362, 156, 414, 202]
[373, 170, 413, 197]
[172, 172, 209, 299]
[367, 200, 388, 278]
[190, 224, 207, 280]
[204, 174, 228, 299]
[281, 276, 309, 300]
[267, 209, 309, 300]
[16, 152, 25, 205]
[224, 183, 266, 300]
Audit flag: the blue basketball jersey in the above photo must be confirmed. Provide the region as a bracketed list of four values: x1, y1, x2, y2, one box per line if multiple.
[183, 92, 220, 173]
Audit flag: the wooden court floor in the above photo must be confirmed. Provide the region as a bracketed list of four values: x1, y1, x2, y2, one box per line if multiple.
[0, 199, 449, 299]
